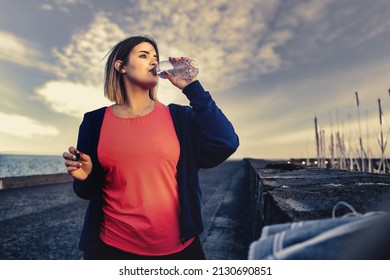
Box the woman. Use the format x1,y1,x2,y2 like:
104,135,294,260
63,35,239,260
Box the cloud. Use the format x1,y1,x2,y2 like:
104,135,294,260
51,13,126,86
44,0,386,105
0,30,59,73
40,13,190,116
0,113,59,138
35,80,112,116
37,0,92,12
121,0,288,90
119,0,388,93
38,4,53,11
221,52,390,159
0,30,38,61
23,0,390,159
36,14,124,117
277,0,390,62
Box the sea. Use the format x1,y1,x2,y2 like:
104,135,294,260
0,154,66,178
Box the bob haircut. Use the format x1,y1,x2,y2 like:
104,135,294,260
104,35,159,104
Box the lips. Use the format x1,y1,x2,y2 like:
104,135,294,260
149,67,157,75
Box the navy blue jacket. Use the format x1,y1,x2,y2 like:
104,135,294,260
73,81,239,252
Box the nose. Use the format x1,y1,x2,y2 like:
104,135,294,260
150,57,158,66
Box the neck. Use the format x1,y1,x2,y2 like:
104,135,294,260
123,93,151,111
123,81,152,111
124,75,155,106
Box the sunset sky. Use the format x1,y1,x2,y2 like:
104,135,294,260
1,0,390,160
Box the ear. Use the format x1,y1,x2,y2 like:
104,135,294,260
114,60,125,73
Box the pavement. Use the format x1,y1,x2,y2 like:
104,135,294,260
0,160,251,260
199,160,252,259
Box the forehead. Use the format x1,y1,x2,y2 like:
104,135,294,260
131,42,157,55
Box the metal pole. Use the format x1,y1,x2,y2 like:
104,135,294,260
378,98,385,173
355,92,365,172
315,116,320,167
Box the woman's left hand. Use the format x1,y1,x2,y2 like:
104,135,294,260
165,57,198,90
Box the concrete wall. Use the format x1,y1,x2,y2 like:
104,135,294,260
246,158,390,241
0,173,73,190
245,158,272,240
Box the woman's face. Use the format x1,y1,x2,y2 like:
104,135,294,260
122,41,159,89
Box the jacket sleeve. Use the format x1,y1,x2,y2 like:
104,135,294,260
182,81,239,168
73,109,105,200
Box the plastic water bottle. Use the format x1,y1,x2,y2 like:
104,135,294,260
155,59,199,80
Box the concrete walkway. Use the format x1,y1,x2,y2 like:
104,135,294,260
0,160,251,260
200,160,251,259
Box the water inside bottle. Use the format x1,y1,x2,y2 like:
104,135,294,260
154,59,199,79
154,61,174,79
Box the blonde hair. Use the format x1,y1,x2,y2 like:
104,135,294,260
104,36,159,104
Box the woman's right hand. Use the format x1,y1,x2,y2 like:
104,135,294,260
63,146,92,181
165,57,198,90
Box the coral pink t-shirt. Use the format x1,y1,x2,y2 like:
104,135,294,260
97,102,193,255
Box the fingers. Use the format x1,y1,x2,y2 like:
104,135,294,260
68,146,79,156
166,57,198,90
62,147,93,180
65,163,82,173
164,69,175,80
63,146,82,172
64,157,82,168
62,146,80,161
168,56,190,62
164,68,180,86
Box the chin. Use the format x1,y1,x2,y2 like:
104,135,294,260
143,80,158,89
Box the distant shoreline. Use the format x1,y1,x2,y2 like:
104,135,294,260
0,153,62,157
0,154,66,178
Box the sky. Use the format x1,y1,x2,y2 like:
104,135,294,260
0,0,390,160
